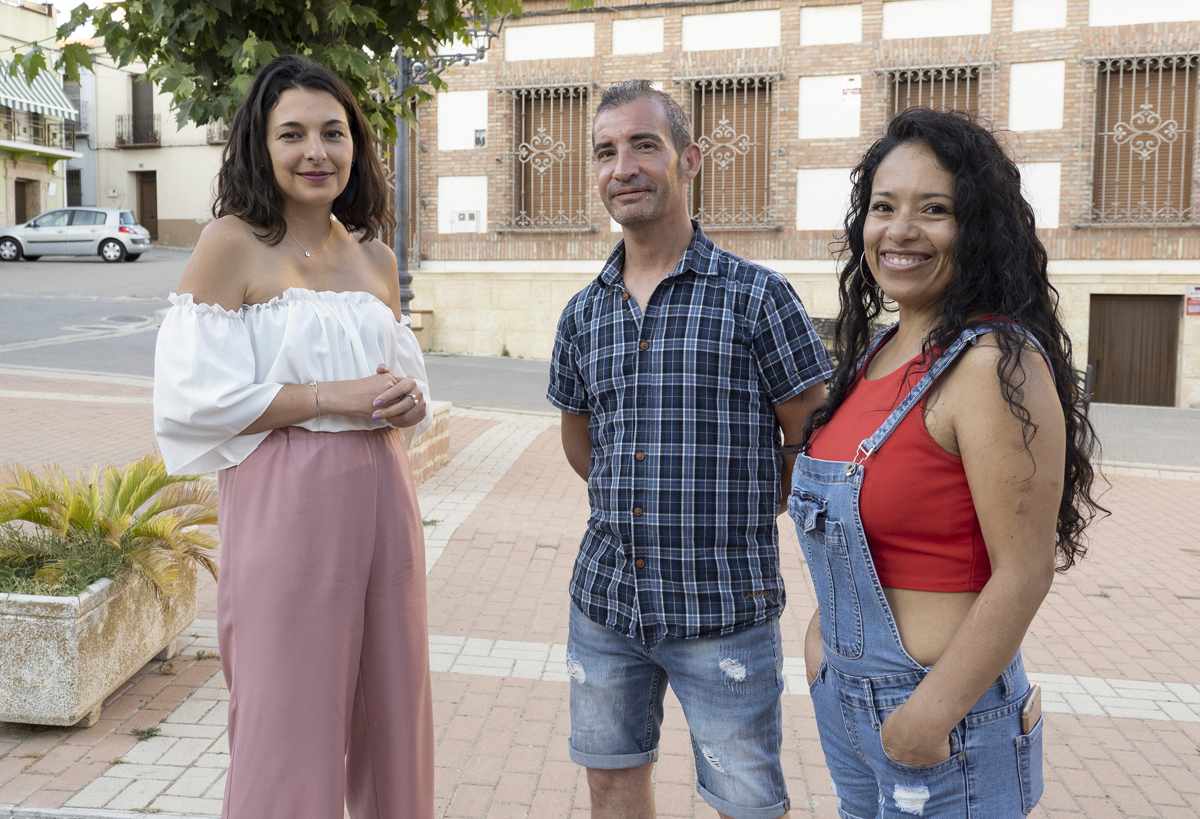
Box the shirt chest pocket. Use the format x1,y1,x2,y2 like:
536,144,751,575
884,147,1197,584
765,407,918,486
656,309,752,390
788,489,864,660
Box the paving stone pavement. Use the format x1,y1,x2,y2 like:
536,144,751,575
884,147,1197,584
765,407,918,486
1,368,1198,818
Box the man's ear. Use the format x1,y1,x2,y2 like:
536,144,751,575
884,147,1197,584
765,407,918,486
679,142,702,182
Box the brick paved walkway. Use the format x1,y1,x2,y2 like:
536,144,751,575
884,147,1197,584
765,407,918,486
1,367,1198,818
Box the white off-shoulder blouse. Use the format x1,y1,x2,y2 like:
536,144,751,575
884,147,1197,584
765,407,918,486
153,287,431,475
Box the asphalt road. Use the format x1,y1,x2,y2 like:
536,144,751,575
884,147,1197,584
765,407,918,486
0,249,555,413
1,250,1196,467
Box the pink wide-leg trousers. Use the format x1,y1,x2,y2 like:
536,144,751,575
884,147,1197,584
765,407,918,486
216,427,433,818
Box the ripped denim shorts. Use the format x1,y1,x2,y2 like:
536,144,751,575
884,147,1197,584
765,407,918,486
566,603,790,819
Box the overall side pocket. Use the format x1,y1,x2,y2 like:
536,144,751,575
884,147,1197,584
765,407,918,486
1015,715,1045,814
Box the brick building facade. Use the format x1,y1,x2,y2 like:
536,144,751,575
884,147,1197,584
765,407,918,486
409,0,1200,409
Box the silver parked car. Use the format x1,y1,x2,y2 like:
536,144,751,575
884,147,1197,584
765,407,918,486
0,207,152,263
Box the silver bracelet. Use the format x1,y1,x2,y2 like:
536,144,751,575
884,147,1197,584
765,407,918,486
308,380,320,420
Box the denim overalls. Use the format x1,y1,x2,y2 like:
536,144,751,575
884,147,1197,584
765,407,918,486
789,325,1046,818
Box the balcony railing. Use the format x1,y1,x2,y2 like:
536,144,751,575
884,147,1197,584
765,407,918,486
206,119,231,144
116,113,161,147
0,108,75,150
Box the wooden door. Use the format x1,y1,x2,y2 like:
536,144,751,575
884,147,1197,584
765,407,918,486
1087,295,1181,406
137,172,158,240
15,179,37,223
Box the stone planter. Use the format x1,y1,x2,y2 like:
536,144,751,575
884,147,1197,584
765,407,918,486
0,567,196,727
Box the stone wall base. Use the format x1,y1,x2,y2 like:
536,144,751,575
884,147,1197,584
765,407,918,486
406,400,452,485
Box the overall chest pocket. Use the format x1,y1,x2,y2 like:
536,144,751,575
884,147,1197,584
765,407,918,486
788,490,864,659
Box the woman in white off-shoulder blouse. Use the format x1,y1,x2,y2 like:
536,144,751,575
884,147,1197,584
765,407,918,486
153,56,433,819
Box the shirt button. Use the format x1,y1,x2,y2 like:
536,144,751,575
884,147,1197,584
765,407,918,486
621,290,631,301
632,506,644,517
639,340,650,351
635,558,646,569
634,451,647,462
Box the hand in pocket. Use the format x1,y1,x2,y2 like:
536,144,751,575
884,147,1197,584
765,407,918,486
880,703,953,769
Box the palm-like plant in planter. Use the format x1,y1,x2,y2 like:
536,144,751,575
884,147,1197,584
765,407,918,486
0,455,217,595
0,456,218,727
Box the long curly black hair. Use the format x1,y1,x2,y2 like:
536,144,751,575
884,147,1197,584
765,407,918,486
806,108,1106,571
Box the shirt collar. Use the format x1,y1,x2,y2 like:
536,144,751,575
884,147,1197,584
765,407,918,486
598,220,719,288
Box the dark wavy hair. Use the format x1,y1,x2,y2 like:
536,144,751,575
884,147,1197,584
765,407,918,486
212,54,394,244
807,108,1106,571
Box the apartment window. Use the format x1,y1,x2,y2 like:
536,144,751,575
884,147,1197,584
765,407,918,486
130,74,157,145
503,84,590,230
206,120,231,144
687,75,777,229
1087,54,1198,225
63,80,83,132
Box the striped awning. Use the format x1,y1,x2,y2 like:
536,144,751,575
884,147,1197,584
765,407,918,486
0,63,78,120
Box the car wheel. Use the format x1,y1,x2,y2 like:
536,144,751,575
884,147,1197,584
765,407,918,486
99,239,126,263
0,237,21,261
125,254,142,262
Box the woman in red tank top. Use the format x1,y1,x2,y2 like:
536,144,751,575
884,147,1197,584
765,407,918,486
791,109,1106,817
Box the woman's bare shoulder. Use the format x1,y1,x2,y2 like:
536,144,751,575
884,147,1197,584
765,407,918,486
361,235,397,274
361,237,402,312
176,216,263,311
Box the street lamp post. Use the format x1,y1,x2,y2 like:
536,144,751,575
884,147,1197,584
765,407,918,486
392,21,502,316
394,53,413,314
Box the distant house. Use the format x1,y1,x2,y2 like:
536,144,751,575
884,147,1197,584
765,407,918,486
67,51,226,246
0,0,80,224
406,0,1200,409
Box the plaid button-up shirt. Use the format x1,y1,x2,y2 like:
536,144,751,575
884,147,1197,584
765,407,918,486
547,224,832,645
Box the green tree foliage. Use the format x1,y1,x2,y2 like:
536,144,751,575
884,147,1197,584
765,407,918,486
6,0,523,140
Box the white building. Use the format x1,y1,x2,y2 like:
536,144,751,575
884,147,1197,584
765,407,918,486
67,48,226,245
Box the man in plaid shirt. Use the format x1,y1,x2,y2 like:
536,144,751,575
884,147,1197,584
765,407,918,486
547,81,831,819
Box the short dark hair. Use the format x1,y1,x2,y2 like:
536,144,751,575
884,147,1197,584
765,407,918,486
595,80,693,154
212,54,394,244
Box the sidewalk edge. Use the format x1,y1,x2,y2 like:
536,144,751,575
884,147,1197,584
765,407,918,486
1100,460,1200,480
3,808,213,819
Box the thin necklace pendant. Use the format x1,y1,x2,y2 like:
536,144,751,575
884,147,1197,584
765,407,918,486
288,218,330,259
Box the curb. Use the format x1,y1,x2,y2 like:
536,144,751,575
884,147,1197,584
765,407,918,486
1100,460,1200,481
0,366,153,388
4,809,212,819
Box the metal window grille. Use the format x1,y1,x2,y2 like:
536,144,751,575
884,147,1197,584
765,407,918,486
1086,54,1198,225
687,75,776,229
206,120,231,144
503,84,590,230
884,65,982,118
1,108,71,149
115,113,161,146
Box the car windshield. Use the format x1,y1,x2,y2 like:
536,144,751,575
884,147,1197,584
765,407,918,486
119,211,136,226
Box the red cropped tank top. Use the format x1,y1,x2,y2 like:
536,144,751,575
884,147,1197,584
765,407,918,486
807,348,991,592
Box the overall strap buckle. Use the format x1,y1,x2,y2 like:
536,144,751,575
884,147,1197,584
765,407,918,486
846,442,872,475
